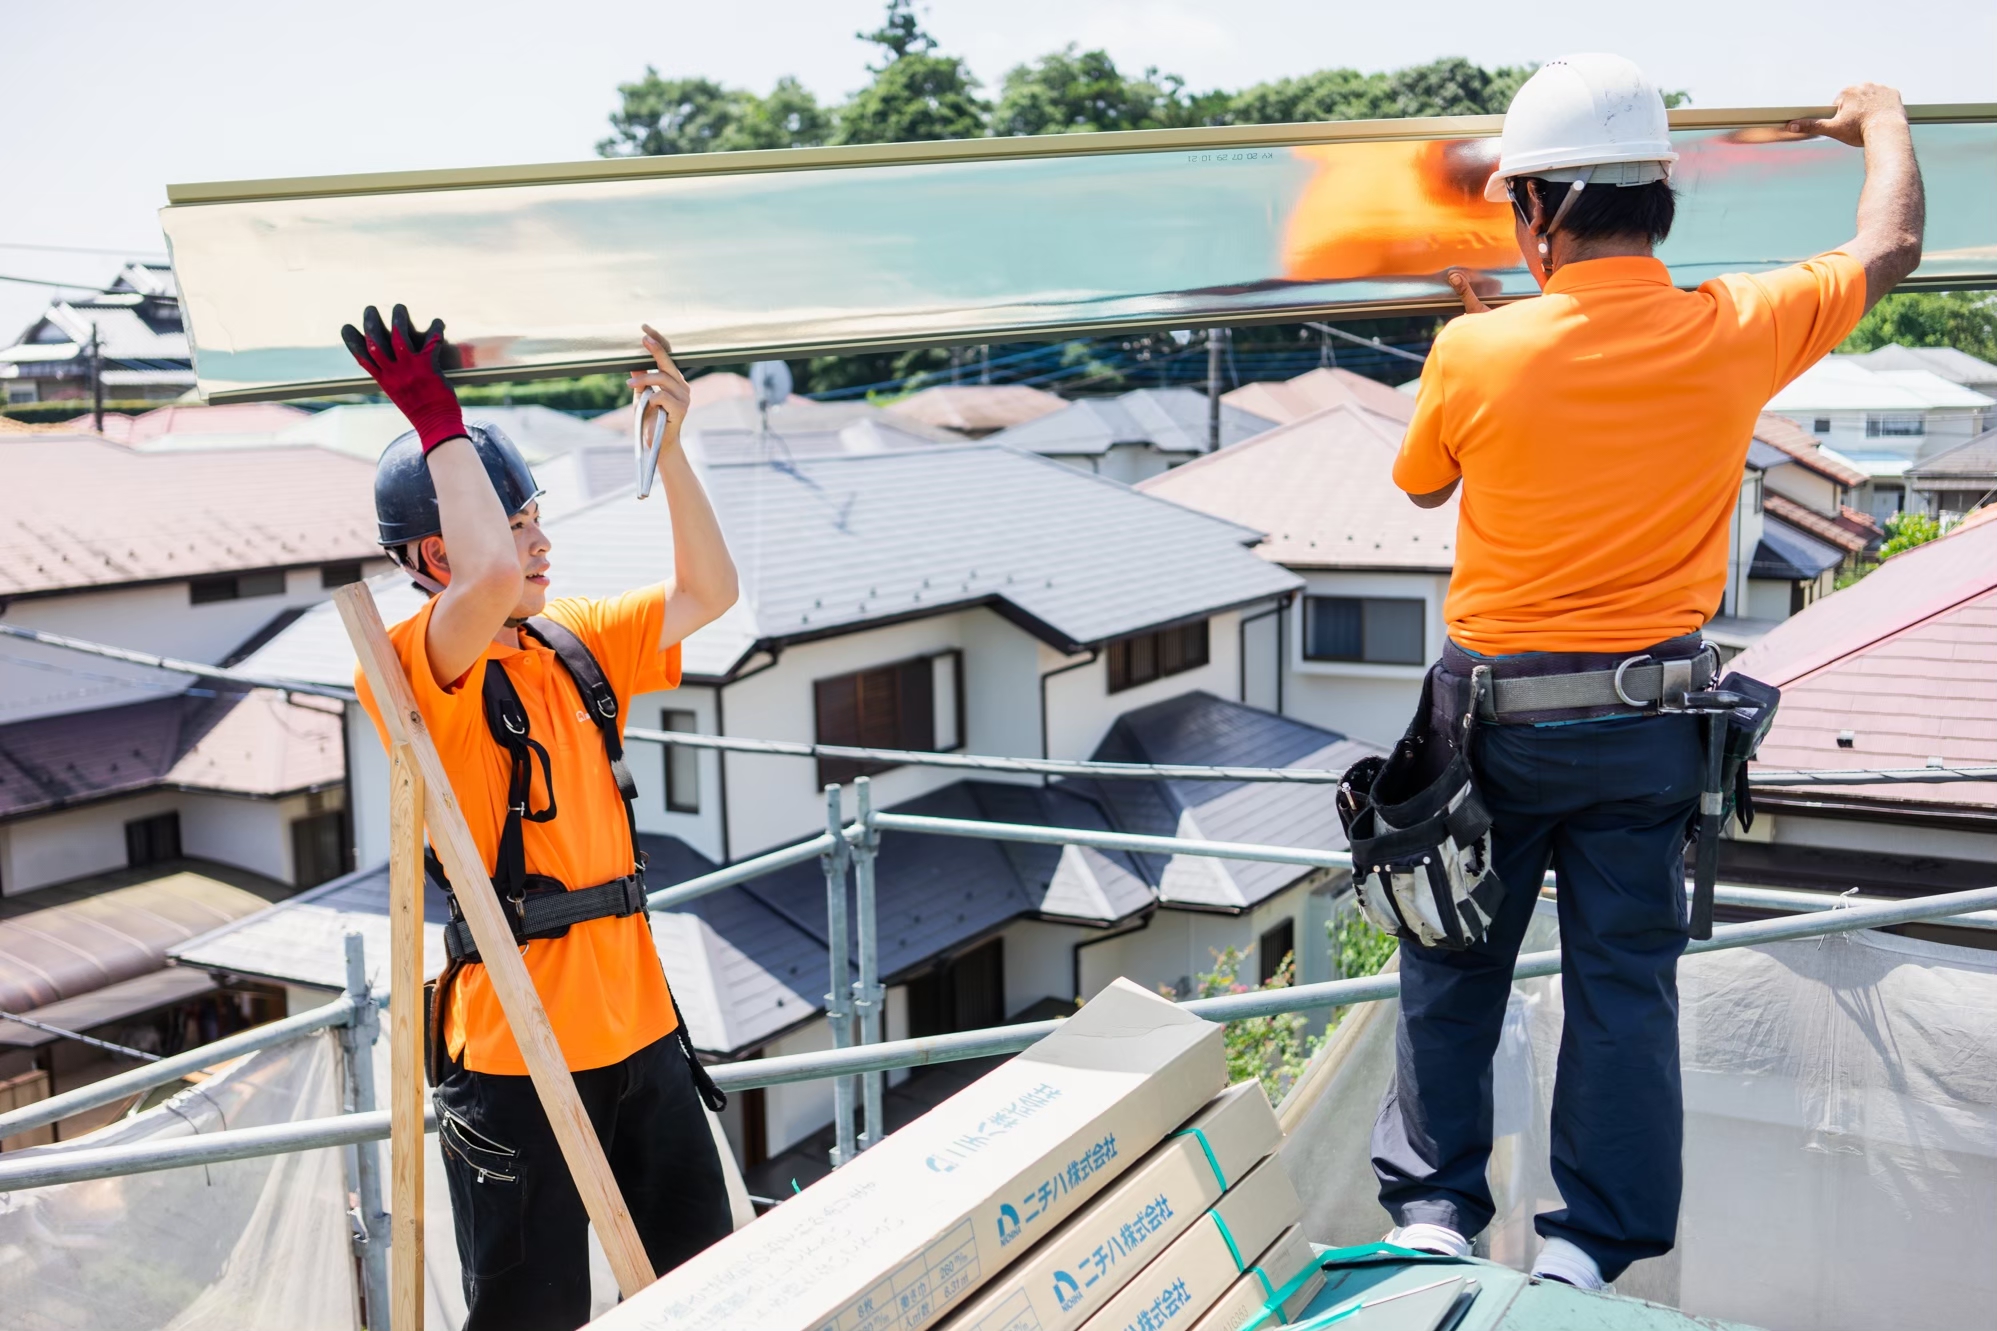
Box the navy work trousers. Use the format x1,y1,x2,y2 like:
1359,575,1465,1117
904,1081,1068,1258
1371,712,1701,1280
434,1031,734,1331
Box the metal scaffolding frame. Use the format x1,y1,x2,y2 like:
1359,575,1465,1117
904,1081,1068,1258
2,791,1993,1197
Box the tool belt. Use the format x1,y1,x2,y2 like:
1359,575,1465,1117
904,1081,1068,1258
1337,668,1505,950
419,614,727,1113
1438,632,1716,725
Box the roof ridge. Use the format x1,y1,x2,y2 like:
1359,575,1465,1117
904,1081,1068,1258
1778,578,1997,690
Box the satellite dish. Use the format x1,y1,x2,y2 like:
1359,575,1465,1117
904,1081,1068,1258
749,360,793,412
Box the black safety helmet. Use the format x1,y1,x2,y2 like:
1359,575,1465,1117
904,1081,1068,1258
374,421,544,549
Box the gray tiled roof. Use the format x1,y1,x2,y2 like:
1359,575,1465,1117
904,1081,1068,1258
1907,426,1997,482
988,388,1275,457
243,441,1298,686
1752,514,1846,581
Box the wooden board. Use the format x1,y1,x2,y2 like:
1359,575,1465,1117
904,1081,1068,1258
389,744,427,1330
335,583,655,1298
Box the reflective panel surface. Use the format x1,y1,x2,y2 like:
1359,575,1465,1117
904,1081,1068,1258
160,112,1997,401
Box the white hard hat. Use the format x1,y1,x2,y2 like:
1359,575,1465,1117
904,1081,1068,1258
1483,53,1677,203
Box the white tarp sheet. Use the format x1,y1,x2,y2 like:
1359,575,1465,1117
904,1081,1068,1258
1282,906,1997,1331
0,1031,356,1331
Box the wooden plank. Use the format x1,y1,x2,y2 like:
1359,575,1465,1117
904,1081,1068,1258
388,743,427,1331
334,583,656,1297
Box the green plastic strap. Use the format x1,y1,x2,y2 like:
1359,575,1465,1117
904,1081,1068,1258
1236,1242,1432,1331
1209,1209,1247,1271
1172,1126,1228,1191
1248,1263,1277,1301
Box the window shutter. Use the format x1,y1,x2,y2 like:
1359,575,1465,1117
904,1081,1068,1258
897,657,935,752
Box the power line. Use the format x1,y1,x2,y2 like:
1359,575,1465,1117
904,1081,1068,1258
1303,321,1429,365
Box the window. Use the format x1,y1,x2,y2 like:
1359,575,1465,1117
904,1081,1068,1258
814,656,937,786
662,709,700,814
1866,414,1925,437
189,570,286,604
1304,596,1425,665
125,811,181,867
1106,620,1209,693
290,811,350,888
909,939,1006,1037
1257,918,1297,985
320,562,363,589
1811,418,1832,434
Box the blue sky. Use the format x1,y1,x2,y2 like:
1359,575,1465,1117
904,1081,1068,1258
2,0,1989,337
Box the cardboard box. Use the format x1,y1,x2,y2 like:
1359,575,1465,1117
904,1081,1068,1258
940,1080,1282,1331
1072,1157,1302,1331
592,979,1225,1331
1186,1226,1324,1331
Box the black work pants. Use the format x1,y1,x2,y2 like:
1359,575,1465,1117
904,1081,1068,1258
434,1032,734,1331
1371,713,1700,1281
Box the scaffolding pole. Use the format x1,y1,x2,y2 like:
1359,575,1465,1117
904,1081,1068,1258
335,932,390,1331
852,777,886,1150
821,786,857,1166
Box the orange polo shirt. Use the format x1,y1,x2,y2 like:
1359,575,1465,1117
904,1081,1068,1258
1394,252,1867,655
357,585,682,1075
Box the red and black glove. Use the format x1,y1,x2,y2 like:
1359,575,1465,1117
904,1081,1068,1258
340,304,465,453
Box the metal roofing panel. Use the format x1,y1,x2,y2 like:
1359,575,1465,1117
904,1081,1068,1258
1907,427,1997,482
989,389,1273,456
1846,343,1997,388
1753,516,1846,580
1,872,275,1012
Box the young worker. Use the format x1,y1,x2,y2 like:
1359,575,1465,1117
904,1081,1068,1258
1371,62,1923,1288
345,306,740,1330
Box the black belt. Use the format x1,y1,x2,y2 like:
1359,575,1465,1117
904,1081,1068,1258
442,872,647,964
1440,634,1716,725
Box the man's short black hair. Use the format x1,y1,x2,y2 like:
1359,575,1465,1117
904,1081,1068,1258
1518,177,1676,247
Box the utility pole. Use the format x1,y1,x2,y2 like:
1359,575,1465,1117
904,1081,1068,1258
1206,327,1229,452
89,323,103,433
980,344,990,385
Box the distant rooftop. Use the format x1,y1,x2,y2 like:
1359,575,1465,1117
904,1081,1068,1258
1844,343,1997,390
987,387,1273,457
1767,357,1995,413
0,433,378,597
1908,426,1997,483
1222,367,1415,426
1138,401,1454,572
884,384,1066,437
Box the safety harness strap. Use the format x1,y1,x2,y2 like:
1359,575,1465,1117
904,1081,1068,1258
1482,653,1715,719
443,873,647,964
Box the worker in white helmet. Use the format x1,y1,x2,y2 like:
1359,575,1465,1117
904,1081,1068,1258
1367,58,1923,1290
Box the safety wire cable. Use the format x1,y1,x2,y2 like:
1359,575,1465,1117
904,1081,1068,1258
6,620,1995,788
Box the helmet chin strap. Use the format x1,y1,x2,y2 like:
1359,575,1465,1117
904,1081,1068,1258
1534,166,1594,278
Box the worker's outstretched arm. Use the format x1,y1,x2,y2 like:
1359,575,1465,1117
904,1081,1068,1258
1789,85,1924,311
343,305,524,684
629,328,740,650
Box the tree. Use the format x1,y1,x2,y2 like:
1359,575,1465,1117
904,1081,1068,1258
1840,291,1997,365
1880,508,1951,558
833,0,988,145
597,70,827,157
994,46,1207,136
1219,57,1679,128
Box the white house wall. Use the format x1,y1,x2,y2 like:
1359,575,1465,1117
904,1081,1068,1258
1076,878,1322,1001
625,684,725,865
1,564,390,725
0,786,315,895
1763,465,1841,517
347,704,391,871
997,916,1092,1013
1042,609,1245,762
1281,570,1449,748
1765,811,1997,864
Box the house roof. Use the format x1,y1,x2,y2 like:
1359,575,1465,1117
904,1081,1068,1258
0,302,187,367
177,692,1376,1056
239,441,1299,686
0,434,378,597
1766,357,1995,413
1137,401,1455,572
0,869,276,1013
1845,343,1997,390
1222,368,1416,426
1906,426,1997,483
590,371,789,433
0,687,342,816
884,385,1067,436
684,396,959,463
1761,493,1870,555
1733,511,1997,812
1751,513,1847,581
98,402,311,447
1751,412,1868,487
986,388,1275,457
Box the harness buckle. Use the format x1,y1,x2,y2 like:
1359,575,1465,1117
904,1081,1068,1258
1658,658,1694,712
1612,653,1654,708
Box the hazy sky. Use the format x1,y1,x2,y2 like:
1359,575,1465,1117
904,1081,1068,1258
2,0,1990,337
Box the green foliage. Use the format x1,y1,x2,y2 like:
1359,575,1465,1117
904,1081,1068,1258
1329,903,1398,980
1222,57,1536,126
994,47,1205,136
1879,508,1950,558
0,399,162,423
455,374,629,412
834,2,987,145
1193,947,1318,1102
1839,291,1997,364
597,70,828,157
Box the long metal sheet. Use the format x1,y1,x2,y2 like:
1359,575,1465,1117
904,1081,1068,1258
160,107,1997,403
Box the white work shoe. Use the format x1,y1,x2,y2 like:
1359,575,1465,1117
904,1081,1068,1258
1385,1223,1471,1258
1532,1237,1609,1291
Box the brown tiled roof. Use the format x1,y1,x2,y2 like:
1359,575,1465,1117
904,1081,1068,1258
0,434,377,596
1137,401,1455,570
1223,368,1415,426
1762,492,1870,555
1753,412,1867,487
101,401,309,445
1836,506,1884,540
885,384,1067,435
1734,514,1997,811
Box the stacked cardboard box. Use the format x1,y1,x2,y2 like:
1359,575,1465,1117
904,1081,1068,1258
590,979,1326,1331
